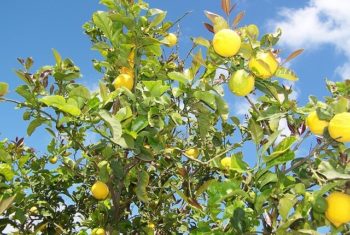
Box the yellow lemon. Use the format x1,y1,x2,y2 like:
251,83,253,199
92,228,106,235
148,222,155,229
184,148,199,159
119,67,134,78
29,206,38,215
91,181,109,200
213,29,241,57
113,73,134,91
325,192,350,227
306,111,329,136
228,69,255,96
248,51,279,79
165,33,178,47
221,157,231,168
49,156,58,164
328,112,350,142
128,49,135,68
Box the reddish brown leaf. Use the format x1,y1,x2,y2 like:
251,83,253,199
203,23,214,33
188,198,203,210
283,49,304,64
232,11,245,28
230,3,237,14
204,10,220,23
221,0,231,16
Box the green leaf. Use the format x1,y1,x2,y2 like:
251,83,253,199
266,151,294,169
170,112,183,125
27,118,47,136
149,10,167,28
99,110,124,147
52,48,62,65
195,179,216,198
192,37,210,48
142,80,170,97
278,194,297,221
0,194,16,215
229,152,249,173
317,161,350,180
254,188,272,212
98,160,110,183
99,81,109,102
331,96,349,114
40,95,81,116
69,86,91,100
131,116,149,133
259,130,281,156
16,85,33,101
215,95,229,121
92,11,114,40
193,91,217,110
264,136,297,162
167,72,189,85
275,67,298,81
258,171,278,189
0,164,14,181
248,118,263,145
136,170,149,203
0,82,9,97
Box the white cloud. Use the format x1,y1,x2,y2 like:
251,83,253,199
269,0,350,79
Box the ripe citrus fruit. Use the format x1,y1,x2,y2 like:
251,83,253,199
221,157,231,169
92,228,106,235
213,29,241,57
113,73,134,91
228,69,255,96
119,67,134,78
49,156,58,164
165,33,178,47
325,192,350,227
184,148,199,159
248,51,279,79
29,206,39,215
328,112,350,142
306,111,329,136
148,222,155,229
91,181,109,200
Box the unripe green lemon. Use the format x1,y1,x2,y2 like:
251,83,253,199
213,29,241,57
248,51,279,79
228,69,255,96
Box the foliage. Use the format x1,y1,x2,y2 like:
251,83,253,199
1,0,350,234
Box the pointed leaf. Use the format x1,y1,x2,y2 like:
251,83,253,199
136,170,149,203
283,49,304,64
99,110,123,146
248,118,263,145
52,48,62,65
0,164,14,181
204,23,214,33
27,118,47,136
0,82,9,97
275,67,298,81
167,72,189,85
92,11,114,40
232,11,245,28
221,0,231,15
0,194,16,215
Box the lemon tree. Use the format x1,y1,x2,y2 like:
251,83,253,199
0,0,350,234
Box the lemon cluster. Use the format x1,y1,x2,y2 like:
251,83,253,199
212,29,279,97
306,111,350,142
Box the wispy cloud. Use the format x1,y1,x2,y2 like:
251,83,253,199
268,0,350,80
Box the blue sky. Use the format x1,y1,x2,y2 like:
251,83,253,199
1,0,348,147
1,0,349,149
1,0,348,233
